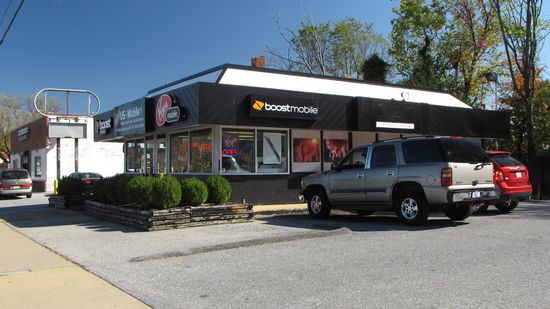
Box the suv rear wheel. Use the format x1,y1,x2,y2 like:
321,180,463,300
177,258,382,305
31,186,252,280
307,189,331,218
395,191,429,225
495,200,519,212
443,204,472,221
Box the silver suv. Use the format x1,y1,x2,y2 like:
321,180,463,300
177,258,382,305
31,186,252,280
300,136,499,225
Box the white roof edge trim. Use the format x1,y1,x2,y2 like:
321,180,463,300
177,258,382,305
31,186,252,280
218,68,472,109
146,69,224,98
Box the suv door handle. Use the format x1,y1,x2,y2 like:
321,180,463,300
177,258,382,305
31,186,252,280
386,171,395,176
357,173,364,178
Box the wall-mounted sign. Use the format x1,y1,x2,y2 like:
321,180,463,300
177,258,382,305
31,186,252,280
98,118,112,135
156,94,186,127
115,98,145,137
376,121,415,130
18,127,30,141
249,95,320,120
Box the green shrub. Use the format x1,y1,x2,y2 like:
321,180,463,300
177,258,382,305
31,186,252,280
151,176,181,209
206,175,232,205
57,176,85,197
92,178,107,203
127,176,154,207
180,177,208,206
115,174,134,205
104,175,120,204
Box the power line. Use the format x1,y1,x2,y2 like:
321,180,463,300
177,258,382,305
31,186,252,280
0,0,24,47
0,0,14,27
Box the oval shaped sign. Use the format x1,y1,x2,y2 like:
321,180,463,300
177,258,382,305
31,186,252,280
156,94,172,127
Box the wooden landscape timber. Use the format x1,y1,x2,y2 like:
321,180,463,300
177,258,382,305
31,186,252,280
84,201,254,231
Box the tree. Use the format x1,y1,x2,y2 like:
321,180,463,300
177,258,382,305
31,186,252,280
390,0,502,105
361,53,389,82
0,93,61,163
492,0,549,161
267,17,388,78
390,0,449,89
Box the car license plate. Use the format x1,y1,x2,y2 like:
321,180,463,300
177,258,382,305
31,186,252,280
472,191,481,198
516,172,522,178
12,186,20,190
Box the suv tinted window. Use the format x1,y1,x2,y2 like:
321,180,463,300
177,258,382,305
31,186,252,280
402,140,443,163
339,148,366,169
490,154,522,167
371,145,396,168
439,138,490,163
1,170,30,179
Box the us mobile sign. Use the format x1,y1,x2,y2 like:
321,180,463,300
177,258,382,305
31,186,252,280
249,95,320,120
115,98,146,137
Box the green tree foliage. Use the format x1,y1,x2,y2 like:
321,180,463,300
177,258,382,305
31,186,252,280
267,17,388,78
390,0,501,105
361,53,389,82
492,0,549,161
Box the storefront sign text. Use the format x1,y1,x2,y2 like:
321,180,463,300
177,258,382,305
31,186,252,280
18,127,29,141
249,95,320,120
98,118,112,135
115,99,145,137
156,94,185,126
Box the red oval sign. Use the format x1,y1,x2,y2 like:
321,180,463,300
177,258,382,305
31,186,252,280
156,94,172,127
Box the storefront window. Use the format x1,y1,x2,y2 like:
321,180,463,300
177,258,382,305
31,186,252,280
34,156,42,177
190,129,212,173
170,133,189,173
126,140,145,173
157,138,166,174
145,138,154,175
292,130,321,172
221,128,254,173
257,130,288,173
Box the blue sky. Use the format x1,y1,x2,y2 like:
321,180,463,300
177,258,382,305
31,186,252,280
0,0,548,113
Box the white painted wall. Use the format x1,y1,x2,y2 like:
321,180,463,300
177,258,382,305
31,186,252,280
11,116,124,192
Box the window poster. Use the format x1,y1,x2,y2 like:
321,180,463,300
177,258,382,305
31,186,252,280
323,139,348,163
293,138,321,163
263,132,282,164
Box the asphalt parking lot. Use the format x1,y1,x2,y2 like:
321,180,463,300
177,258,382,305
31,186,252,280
1,193,550,308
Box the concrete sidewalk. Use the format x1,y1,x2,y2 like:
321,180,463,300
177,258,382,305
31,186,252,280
0,219,149,309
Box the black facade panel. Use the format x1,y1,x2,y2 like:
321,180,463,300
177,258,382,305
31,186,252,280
94,110,117,142
145,84,200,135
199,83,353,130
427,106,510,138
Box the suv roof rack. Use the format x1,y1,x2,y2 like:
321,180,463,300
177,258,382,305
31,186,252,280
373,135,435,144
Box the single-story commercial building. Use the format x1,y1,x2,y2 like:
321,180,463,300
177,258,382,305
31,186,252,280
10,116,124,192
94,62,509,204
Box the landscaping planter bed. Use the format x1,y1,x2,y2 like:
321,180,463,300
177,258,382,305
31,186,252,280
49,195,86,210
85,200,254,231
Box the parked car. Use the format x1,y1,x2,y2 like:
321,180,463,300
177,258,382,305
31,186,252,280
0,168,33,198
68,172,103,195
473,151,532,214
300,136,499,225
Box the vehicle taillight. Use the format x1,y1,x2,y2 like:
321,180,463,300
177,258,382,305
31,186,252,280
0,184,11,189
441,167,453,186
494,170,504,183
84,179,92,185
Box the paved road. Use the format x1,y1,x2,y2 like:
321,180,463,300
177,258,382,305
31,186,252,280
2,194,550,308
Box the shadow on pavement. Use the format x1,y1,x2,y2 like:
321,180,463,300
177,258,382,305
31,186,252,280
473,201,550,220
257,211,469,233
0,203,142,233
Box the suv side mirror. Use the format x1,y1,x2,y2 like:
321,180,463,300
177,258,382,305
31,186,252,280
331,162,342,171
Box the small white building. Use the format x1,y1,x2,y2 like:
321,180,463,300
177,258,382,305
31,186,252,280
10,115,123,192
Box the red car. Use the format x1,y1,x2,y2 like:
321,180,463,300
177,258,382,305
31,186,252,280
475,151,532,213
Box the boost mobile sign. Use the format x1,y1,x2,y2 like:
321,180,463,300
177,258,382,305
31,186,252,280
249,95,320,120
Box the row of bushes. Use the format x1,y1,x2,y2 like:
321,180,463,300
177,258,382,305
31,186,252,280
58,174,232,209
